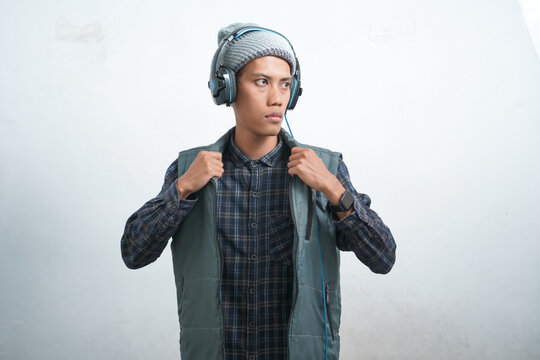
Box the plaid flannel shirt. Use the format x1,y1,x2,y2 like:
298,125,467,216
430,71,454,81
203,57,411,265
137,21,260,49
121,133,396,359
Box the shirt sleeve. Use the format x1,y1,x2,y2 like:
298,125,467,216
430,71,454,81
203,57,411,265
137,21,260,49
120,159,198,269
326,157,397,274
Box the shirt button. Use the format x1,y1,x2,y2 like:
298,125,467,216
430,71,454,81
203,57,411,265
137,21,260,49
249,288,255,295
251,222,257,228
250,161,258,167
249,321,255,328
250,254,257,261
249,355,255,360
251,191,259,198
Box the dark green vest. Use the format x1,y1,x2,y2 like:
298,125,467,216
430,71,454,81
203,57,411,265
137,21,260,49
171,127,342,359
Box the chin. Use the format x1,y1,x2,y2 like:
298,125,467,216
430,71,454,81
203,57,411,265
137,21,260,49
238,120,282,138
253,122,281,135
256,130,280,138
266,124,282,136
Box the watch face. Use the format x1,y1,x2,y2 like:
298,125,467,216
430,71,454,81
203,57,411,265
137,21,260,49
342,190,354,210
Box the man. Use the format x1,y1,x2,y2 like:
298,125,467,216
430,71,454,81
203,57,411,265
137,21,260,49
121,22,396,360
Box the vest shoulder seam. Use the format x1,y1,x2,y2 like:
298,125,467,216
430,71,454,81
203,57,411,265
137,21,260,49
293,141,342,159
178,144,213,157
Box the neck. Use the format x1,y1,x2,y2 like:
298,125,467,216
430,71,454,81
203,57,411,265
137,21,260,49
233,127,279,160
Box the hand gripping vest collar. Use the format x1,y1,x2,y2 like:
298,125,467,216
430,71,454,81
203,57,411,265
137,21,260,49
171,126,343,359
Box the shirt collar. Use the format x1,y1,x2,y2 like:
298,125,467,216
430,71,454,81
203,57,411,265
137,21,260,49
228,133,284,168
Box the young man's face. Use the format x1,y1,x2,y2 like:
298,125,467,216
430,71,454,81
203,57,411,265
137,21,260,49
232,56,292,139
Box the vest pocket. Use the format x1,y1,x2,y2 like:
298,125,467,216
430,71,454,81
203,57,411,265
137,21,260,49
269,214,294,266
325,283,335,341
324,281,341,344
178,276,185,326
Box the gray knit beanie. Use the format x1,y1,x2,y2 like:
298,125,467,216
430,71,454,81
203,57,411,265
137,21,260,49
216,22,297,76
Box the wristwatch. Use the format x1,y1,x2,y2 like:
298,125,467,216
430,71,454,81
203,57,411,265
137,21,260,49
329,190,354,212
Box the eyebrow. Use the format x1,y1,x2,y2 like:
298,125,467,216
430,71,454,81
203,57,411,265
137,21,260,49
249,72,292,81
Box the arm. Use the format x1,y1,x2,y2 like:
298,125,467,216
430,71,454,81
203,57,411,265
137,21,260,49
120,159,198,269
287,148,396,273
323,158,396,274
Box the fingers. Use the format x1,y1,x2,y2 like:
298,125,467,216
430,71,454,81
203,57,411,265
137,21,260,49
178,151,225,197
287,161,309,178
290,146,307,156
211,162,225,178
190,151,224,181
200,152,223,178
198,151,222,163
196,151,223,165
289,147,313,161
287,166,300,177
288,147,314,168
287,147,326,178
287,159,302,169
201,151,222,159
288,148,307,175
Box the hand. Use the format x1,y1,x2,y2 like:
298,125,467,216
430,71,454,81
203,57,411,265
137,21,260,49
288,147,353,218
176,151,224,199
287,147,336,193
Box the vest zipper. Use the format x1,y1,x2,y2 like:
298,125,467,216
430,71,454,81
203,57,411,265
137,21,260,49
287,175,299,360
325,283,335,341
305,187,314,240
211,177,226,359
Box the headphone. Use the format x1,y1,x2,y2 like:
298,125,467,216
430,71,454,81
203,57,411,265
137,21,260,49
208,26,303,110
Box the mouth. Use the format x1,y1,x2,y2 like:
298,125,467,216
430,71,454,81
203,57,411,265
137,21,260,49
265,112,283,122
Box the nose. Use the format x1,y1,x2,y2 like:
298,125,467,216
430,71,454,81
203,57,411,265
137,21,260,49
267,83,285,107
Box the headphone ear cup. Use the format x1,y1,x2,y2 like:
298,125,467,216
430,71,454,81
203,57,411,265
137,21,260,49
287,76,302,110
210,68,237,106
226,69,237,106
221,68,236,106
209,72,225,105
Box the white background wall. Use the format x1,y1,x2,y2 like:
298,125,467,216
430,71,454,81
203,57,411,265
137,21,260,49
1,0,539,359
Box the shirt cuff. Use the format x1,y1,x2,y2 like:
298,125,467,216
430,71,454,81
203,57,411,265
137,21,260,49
163,179,198,212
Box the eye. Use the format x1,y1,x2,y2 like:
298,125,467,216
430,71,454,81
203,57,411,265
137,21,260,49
282,82,291,89
255,78,267,86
